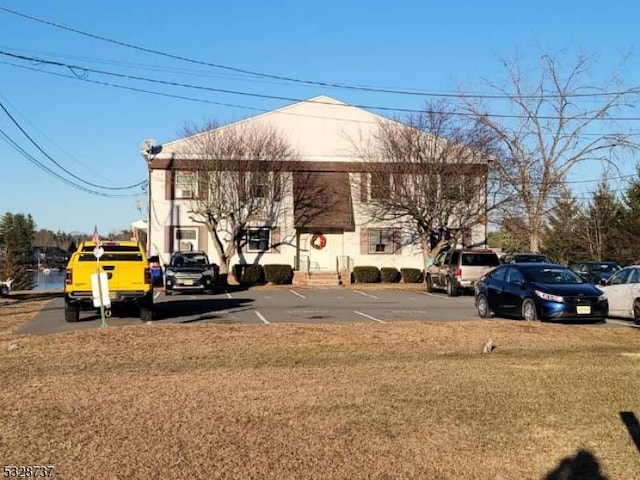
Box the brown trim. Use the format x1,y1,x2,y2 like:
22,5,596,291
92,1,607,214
165,170,175,200
150,158,488,175
273,172,282,202
360,172,368,202
165,226,173,253
197,172,207,200
198,226,208,252
394,229,402,255
360,228,368,255
271,227,281,253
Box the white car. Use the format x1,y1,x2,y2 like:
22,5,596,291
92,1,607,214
598,266,640,324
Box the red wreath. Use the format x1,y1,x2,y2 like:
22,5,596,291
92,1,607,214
310,232,327,250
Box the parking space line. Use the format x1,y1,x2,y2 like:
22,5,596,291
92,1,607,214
354,310,386,324
289,289,306,299
606,319,640,328
153,292,161,299
354,290,379,299
224,290,232,299
255,311,270,324
420,291,451,299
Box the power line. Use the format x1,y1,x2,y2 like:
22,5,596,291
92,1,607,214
5,58,640,142
1,5,639,101
0,126,139,197
0,100,145,190
3,49,640,122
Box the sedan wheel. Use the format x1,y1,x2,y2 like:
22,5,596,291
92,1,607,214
522,298,538,321
476,294,491,318
634,300,640,325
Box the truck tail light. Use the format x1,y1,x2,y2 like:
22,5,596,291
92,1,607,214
455,268,462,279
144,268,151,285
65,268,73,285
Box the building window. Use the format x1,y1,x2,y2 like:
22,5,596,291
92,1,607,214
248,172,272,199
368,228,396,254
175,171,198,199
370,172,391,201
247,228,271,252
175,228,198,251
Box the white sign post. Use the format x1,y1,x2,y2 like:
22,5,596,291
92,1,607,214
91,246,109,328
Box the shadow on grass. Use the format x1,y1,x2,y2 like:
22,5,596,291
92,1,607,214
544,449,607,480
620,411,640,455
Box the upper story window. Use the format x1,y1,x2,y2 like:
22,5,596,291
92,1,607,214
250,173,270,199
175,171,198,199
370,172,391,201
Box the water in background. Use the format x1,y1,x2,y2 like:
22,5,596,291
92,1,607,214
32,269,66,291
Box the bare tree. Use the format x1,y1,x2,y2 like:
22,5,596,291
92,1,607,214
462,53,636,252
176,121,300,279
354,100,503,266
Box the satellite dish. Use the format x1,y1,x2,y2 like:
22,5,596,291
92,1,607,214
141,138,156,153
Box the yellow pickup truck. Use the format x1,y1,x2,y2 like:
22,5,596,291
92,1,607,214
64,240,153,322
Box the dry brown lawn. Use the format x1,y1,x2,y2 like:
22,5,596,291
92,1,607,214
1,296,640,479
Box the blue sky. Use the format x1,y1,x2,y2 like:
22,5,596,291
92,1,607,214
0,1,639,235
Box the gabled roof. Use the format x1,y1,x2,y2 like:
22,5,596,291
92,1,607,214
154,95,398,161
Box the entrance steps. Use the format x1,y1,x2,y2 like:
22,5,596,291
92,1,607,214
293,271,344,286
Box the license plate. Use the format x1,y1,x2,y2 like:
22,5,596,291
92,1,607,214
576,305,591,315
183,279,194,286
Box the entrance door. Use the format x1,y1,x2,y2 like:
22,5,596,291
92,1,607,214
299,229,343,271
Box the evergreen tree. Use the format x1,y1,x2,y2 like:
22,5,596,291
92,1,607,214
619,171,640,264
0,212,36,290
542,188,588,265
585,181,623,262
498,215,530,253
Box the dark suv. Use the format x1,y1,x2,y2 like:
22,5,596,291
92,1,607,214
500,252,553,264
164,251,219,295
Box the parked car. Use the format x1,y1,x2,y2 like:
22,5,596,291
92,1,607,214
500,252,554,264
426,248,500,296
164,251,219,295
570,261,621,285
597,266,640,324
474,263,608,322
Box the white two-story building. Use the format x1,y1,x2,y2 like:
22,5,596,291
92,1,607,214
142,95,488,283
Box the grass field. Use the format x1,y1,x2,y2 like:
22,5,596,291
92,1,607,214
1,297,640,479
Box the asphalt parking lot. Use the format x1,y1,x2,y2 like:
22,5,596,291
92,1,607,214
15,287,639,335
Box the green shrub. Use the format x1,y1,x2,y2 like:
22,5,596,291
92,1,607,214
232,264,265,285
401,268,423,283
263,264,293,284
231,264,244,283
353,266,381,283
381,267,401,283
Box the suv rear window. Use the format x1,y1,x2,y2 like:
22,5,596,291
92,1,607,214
461,252,500,266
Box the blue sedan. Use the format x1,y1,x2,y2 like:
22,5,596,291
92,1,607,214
474,263,608,322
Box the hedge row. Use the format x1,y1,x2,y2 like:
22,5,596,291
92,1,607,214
352,266,423,284
232,264,293,285
231,264,423,285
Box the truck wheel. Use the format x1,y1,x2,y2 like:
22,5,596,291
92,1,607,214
139,294,154,322
65,301,80,323
446,278,459,297
425,275,433,293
